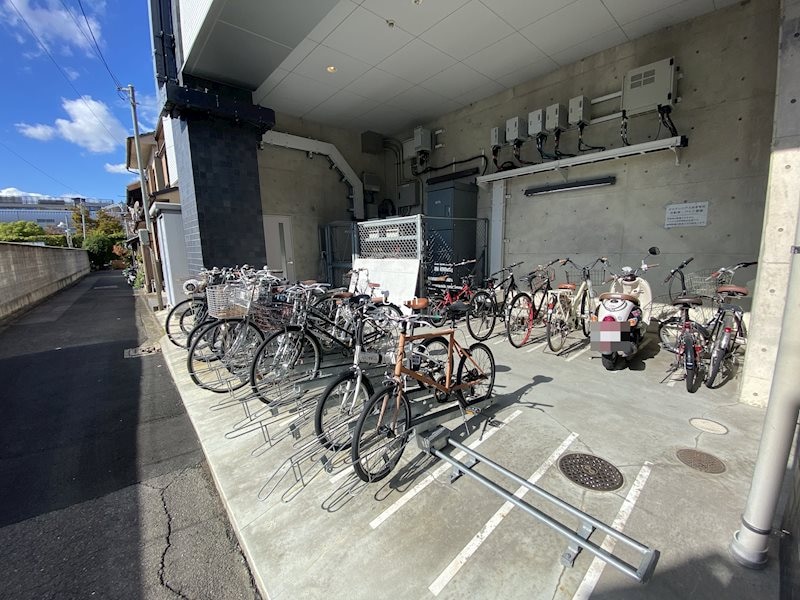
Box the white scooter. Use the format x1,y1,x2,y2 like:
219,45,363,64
591,247,660,370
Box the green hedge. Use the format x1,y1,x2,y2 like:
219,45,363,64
0,235,69,247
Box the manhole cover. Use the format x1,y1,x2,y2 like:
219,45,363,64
676,449,726,474
689,418,728,435
558,453,623,491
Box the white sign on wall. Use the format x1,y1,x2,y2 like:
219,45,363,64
665,201,708,228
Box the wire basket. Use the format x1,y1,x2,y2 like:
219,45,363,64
524,268,556,291
562,267,607,287
206,283,248,319
684,269,733,297
250,300,291,333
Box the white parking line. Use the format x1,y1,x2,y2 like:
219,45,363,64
493,338,506,346
428,432,579,596
526,341,547,353
572,462,653,600
565,347,590,362
368,409,523,529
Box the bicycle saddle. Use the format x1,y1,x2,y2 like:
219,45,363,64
672,296,703,306
427,275,451,283
405,297,429,311
558,283,576,290
717,285,749,297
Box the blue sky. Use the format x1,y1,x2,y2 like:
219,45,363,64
0,0,157,202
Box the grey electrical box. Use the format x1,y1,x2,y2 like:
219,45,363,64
397,182,420,208
425,181,478,271
528,109,544,136
621,57,677,116
568,96,589,126
414,126,432,153
545,104,567,132
138,229,150,246
490,126,506,147
362,172,381,193
505,116,528,142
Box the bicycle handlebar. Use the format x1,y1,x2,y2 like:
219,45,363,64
663,257,694,283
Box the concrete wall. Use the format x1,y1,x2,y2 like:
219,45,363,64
0,243,90,321
391,0,778,310
257,113,384,280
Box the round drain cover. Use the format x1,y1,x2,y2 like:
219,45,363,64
558,453,623,491
676,449,726,474
689,418,728,435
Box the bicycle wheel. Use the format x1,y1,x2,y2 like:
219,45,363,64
705,322,731,388
415,336,452,397
467,291,496,341
683,332,699,393
250,328,322,404
165,298,193,348
457,342,495,403
427,297,448,326
530,287,548,328
363,303,402,354
658,317,682,353
314,370,374,450
507,292,533,348
351,384,411,483
580,291,591,337
187,319,264,393
546,304,569,352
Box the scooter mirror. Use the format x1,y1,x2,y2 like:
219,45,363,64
648,246,660,256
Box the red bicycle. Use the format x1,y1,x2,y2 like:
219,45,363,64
425,259,477,325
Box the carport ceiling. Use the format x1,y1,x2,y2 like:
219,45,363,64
190,0,740,135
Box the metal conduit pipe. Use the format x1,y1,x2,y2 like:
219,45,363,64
730,208,800,568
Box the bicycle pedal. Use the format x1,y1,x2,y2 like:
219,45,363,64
466,407,482,415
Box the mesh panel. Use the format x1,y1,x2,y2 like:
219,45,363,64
357,216,420,259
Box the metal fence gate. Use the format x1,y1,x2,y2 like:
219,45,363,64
321,221,356,287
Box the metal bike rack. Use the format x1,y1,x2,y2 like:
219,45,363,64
416,426,660,584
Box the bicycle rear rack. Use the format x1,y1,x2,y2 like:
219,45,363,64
416,426,660,584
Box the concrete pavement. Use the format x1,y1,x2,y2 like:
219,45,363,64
0,272,260,599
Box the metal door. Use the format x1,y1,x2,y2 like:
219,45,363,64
263,215,295,280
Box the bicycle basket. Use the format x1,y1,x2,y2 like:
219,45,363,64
206,283,248,319
563,267,606,287
685,269,732,297
524,268,554,291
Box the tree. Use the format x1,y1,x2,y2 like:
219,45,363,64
70,205,97,233
95,210,124,235
82,232,115,268
0,221,45,238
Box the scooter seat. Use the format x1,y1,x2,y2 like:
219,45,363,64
672,296,704,306
717,285,749,297
405,297,429,311
558,283,576,290
599,292,640,305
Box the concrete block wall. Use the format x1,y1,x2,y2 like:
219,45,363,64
392,0,778,311
257,112,384,280
0,243,89,321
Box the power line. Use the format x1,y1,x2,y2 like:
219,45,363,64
76,0,127,97
0,139,86,196
6,0,127,147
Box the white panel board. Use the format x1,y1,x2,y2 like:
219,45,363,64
351,257,421,314
664,201,708,228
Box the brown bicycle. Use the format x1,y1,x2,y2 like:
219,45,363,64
350,298,496,482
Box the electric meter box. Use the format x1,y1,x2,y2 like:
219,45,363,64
568,96,589,126
490,126,506,147
621,57,677,116
397,181,420,208
413,126,432,153
545,104,567,132
528,109,544,136
505,116,527,142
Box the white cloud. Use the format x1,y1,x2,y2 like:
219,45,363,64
104,162,130,174
15,122,56,140
17,96,129,153
64,66,80,80
1,0,102,56
0,187,48,197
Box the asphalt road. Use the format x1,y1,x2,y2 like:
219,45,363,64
0,272,260,599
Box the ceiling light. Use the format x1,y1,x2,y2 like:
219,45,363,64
523,176,616,196
326,65,337,73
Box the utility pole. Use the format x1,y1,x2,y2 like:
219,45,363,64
121,84,164,310
80,198,87,240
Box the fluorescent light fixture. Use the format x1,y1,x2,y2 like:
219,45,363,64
523,176,616,196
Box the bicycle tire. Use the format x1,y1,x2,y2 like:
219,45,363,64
658,317,682,353
580,291,591,337
250,327,322,404
165,298,193,348
467,291,496,341
457,342,495,403
530,287,548,328
415,336,452,395
427,297,447,326
506,292,533,348
546,313,568,352
351,384,411,483
314,369,374,451
187,319,264,393
684,332,699,393
705,322,732,388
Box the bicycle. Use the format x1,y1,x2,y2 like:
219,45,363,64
505,259,560,348
350,299,496,482
424,259,478,325
545,257,607,352
165,267,231,348
466,261,524,341
660,260,756,390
